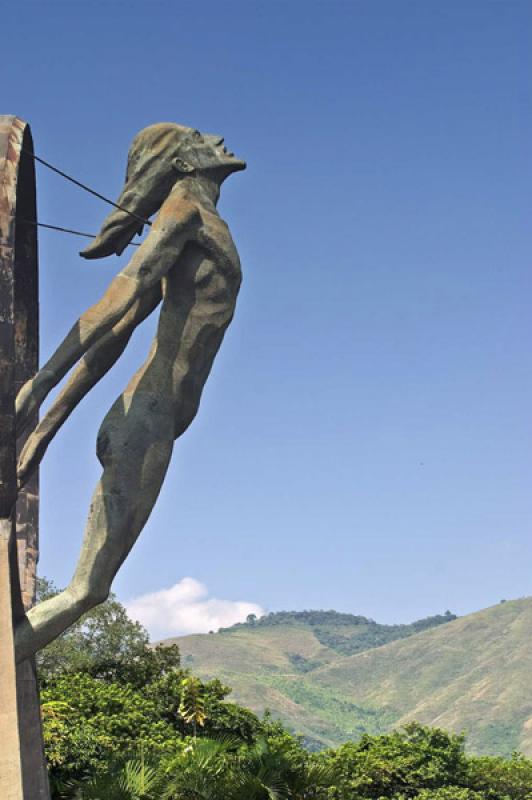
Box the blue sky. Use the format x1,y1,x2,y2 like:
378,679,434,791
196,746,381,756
4,0,532,636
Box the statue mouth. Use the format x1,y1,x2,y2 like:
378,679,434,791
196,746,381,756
218,139,235,158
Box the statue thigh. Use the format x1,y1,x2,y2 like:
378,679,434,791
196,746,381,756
71,388,176,600
73,316,228,598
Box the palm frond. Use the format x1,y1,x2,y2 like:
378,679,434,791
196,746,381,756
63,758,164,800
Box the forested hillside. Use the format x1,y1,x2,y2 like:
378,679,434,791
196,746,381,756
219,609,456,657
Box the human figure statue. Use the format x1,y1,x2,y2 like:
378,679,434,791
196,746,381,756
14,123,246,662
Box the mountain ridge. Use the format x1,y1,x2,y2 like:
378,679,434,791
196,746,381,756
161,598,532,755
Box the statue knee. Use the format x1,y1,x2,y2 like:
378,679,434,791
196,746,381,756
70,582,109,612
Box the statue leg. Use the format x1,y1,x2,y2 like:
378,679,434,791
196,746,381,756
17,285,162,487
14,388,175,662
15,268,230,661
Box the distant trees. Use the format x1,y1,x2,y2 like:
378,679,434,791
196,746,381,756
223,609,377,630
217,608,457,658
220,609,457,640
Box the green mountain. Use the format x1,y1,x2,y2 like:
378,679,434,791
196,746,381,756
161,599,532,756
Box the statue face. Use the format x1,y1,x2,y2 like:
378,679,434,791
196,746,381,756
80,123,245,259
177,127,246,176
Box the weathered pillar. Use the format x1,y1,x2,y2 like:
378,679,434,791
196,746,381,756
0,521,23,799
0,115,49,799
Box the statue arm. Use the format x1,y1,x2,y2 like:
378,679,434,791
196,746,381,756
15,204,201,432
17,284,162,487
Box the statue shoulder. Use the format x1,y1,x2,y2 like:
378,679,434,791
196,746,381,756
155,197,203,233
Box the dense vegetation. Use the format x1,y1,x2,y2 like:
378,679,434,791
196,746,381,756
38,585,532,799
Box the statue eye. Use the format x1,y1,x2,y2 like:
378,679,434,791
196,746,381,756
193,130,203,142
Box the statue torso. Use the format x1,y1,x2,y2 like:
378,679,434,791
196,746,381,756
103,199,243,433
162,203,242,323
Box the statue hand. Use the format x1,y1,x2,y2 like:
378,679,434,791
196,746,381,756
17,424,51,488
15,370,54,437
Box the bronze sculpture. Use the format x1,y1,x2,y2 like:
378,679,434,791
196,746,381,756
14,122,246,662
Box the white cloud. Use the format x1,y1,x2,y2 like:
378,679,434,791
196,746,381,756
125,577,264,640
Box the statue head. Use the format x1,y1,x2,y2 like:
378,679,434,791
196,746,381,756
81,122,246,259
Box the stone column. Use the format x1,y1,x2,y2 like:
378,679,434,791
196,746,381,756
0,115,49,799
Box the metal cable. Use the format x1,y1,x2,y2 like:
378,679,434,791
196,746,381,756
22,148,152,227
20,219,140,247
